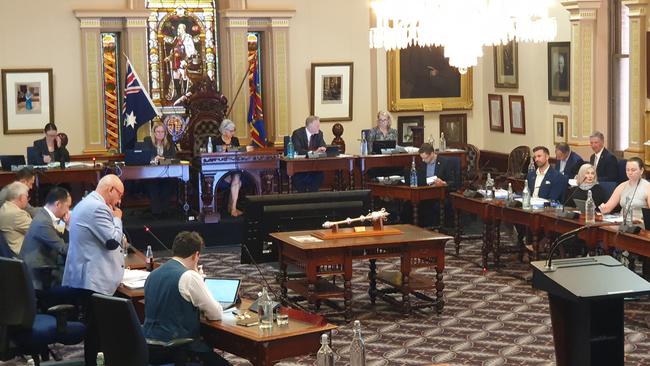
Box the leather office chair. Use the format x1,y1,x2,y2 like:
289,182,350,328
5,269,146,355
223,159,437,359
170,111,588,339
91,293,195,366
0,233,15,258
0,257,85,365
26,147,41,165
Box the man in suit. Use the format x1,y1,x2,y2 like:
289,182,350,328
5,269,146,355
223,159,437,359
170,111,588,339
588,131,618,182
290,115,327,192
554,142,584,178
0,167,37,217
62,174,126,366
527,146,568,201
20,187,71,291
0,181,32,255
418,143,458,190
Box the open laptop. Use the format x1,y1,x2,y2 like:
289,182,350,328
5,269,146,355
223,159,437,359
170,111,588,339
0,155,26,172
124,149,154,166
371,140,396,155
572,199,587,213
204,278,240,309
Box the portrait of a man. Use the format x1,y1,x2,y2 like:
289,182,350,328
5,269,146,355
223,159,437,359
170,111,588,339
548,42,570,102
322,75,342,102
399,46,461,99
162,17,201,103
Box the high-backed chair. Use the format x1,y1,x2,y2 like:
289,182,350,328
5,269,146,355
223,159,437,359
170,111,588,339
0,257,84,365
0,233,14,259
505,145,531,179
91,293,195,366
617,159,628,184
461,144,481,188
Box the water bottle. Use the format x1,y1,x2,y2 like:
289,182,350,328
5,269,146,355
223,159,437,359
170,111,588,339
96,352,105,366
585,189,596,224
145,245,154,272
522,184,531,210
349,320,366,366
507,182,514,201
316,333,335,366
286,139,295,159
258,287,273,329
409,158,418,188
439,132,446,151
623,197,632,225
360,133,368,156
207,136,213,153
484,173,494,201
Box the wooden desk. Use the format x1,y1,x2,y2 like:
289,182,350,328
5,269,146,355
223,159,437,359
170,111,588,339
367,182,447,226
202,299,336,366
272,224,450,322
280,156,354,193
33,166,102,204
450,193,494,268
196,151,279,223
118,163,191,215
356,153,418,188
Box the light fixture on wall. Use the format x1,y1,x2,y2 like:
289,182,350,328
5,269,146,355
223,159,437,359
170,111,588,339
369,0,558,74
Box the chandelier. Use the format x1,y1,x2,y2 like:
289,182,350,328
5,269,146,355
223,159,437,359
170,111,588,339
369,0,557,74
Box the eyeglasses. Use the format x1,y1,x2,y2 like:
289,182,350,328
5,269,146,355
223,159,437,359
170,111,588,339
45,132,58,138
112,186,124,198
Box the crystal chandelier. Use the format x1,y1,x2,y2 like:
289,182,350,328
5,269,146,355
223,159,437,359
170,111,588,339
369,0,557,74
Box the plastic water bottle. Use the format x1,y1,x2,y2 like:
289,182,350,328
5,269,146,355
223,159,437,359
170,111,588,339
145,245,154,272
316,333,335,366
286,139,295,159
585,190,596,224
507,182,514,201
96,352,105,366
258,287,273,330
522,184,531,210
409,158,418,188
623,197,632,225
439,132,446,151
349,320,366,366
360,133,368,156
484,173,494,201
207,136,213,153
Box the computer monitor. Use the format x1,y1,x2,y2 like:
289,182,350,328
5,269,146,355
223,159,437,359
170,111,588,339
371,140,396,155
0,155,26,172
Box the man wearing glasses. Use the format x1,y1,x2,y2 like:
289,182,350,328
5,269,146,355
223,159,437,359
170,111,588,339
62,174,127,365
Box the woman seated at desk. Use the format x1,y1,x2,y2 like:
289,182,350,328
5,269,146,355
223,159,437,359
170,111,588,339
215,119,253,217
32,123,70,165
599,157,650,221
367,110,398,153
144,121,177,217
565,164,607,208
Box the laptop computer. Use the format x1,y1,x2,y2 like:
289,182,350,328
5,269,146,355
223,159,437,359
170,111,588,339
371,140,396,155
0,155,26,172
204,278,240,309
573,199,587,213
325,145,340,157
124,149,154,166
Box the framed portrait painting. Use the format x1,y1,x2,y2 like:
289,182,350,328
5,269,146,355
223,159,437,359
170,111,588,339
387,45,473,111
439,114,467,147
2,69,54,134
508,95,526,134
494,40,518,88
487,94,504,132
310,62,353,121
553,114,568,143
548,42,570,102
397,115,424,146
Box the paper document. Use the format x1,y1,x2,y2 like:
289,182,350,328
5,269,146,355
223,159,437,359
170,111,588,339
122,269,150,289
602,214,624,223
568,179,578,187
289,235,323,243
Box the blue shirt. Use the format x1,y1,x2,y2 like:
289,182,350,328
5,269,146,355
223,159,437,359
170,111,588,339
426,160,437,178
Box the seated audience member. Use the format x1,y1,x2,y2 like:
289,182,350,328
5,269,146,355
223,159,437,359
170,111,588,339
33,122,70,164
418,143,458,190
565,164,607,208
599,157,650,220
0,166,37,217
20,187,71,290
144,121,177,217
291,115,326,192
526,146,568,202
554,142,584,178
143,231,232,366
367,110,398,152
214,119,253,217
0,182,32,255
588,131,618,182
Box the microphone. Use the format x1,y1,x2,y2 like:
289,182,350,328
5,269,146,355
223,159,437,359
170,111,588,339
555,176,587,219
463,160,490,198
619,180,642,234
544,222,617,271
143,225,173,253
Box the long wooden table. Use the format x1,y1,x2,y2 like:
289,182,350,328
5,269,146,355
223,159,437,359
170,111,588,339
272,224,451,322
280,156,354,193
367,182,447,226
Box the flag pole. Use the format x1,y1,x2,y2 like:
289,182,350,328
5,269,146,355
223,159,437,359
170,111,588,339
225,66,251,118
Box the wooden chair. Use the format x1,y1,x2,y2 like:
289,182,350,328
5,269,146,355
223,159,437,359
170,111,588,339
460,143,481,189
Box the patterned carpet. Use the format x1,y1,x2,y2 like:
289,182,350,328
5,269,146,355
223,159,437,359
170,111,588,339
5,226,650,366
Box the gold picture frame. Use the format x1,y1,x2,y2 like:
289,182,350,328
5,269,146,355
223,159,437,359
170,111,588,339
387,46,473,112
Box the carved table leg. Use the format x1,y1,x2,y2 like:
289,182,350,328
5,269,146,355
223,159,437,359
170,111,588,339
368,259,377,305
307,282,317,313
344,278,352,322
435,266,445,314
280,260,288,304
401,271,412,315
454,210,462,255
482,221,490,270
412,201,419,227
288,175,293,193
494,220,501,268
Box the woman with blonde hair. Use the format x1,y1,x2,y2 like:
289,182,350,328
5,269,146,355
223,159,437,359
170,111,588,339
144,121,177,217
144,121,176,162
565,163,607,208
367,111,398,152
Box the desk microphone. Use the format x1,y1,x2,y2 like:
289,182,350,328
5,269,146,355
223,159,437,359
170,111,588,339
619,180,642,234
545,222,617,271
556,176,587,219
143,225,173,253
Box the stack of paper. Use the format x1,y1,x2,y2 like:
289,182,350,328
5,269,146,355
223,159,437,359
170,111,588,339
122,269,150,289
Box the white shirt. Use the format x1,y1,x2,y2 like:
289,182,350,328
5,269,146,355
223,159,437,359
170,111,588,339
593,148,604,169
172,258,223,321
559,159,567,174
533,165,549,198
305,129,314,147
43,205,65,234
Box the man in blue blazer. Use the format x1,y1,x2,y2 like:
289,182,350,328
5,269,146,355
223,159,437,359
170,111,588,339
554,142,584,178
527,146,568,202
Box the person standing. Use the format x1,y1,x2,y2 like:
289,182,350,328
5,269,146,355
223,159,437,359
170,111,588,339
588,131,618,182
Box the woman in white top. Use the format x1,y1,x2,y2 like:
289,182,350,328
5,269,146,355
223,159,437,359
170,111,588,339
599,157,650,221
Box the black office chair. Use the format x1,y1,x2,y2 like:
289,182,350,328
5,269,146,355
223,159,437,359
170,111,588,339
27,146,42,165
0,232,15,258
91,293,195,366
0,257,85,365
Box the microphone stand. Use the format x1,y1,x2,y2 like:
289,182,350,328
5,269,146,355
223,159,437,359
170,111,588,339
556,177,588,219
143,225,173,254
545,222,618,271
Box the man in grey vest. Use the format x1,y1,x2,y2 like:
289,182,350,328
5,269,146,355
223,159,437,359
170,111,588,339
144,231,231,366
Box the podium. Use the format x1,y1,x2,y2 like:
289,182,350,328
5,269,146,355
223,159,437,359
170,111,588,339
532,256,650,366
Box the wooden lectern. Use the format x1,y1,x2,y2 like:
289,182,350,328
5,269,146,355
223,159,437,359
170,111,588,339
531,256,650,366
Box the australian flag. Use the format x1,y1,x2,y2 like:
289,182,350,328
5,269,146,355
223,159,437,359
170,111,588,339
121,59,159,151
247,52,267,147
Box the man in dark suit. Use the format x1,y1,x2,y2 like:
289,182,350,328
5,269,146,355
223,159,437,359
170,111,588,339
588,131,618,182
20,187,71,291
526,146,568,202
290,115,327,192
418,143,459,190
554,142,584,178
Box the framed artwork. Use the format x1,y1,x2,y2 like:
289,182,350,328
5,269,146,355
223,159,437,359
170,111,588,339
439,114,467,147
494,40,518,88
508,95,526,134
553,114,568,143
487,94,504,132
387,45,473,111
547,42,570,102
310,62,353,121
397,115,424,146
2,69,53,134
